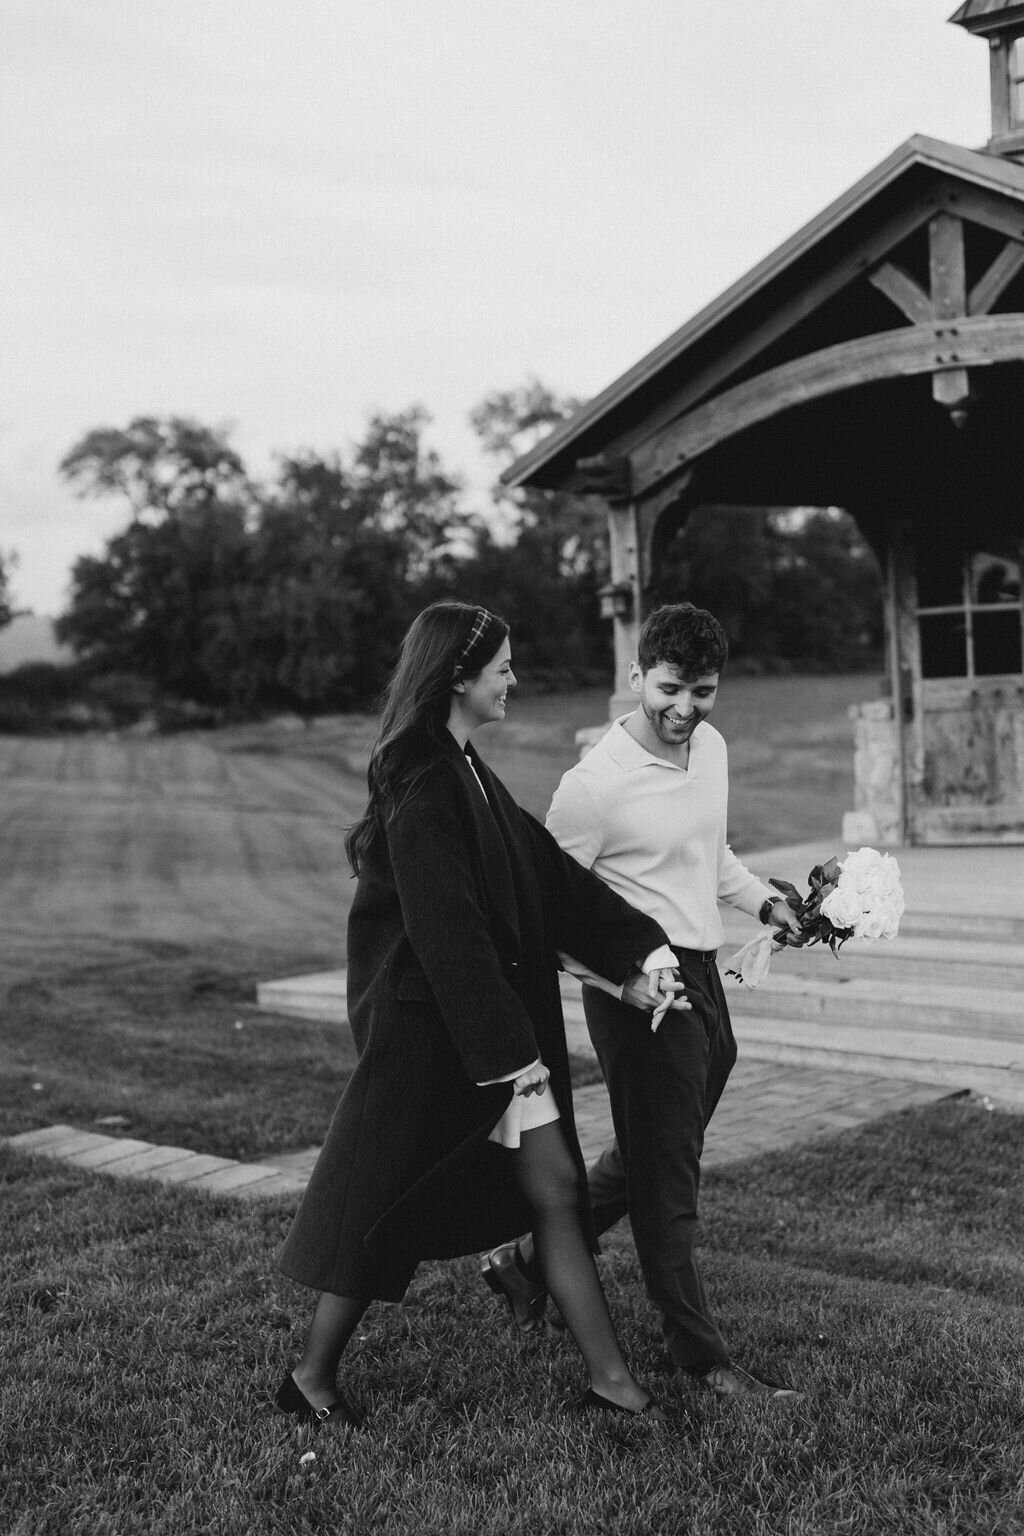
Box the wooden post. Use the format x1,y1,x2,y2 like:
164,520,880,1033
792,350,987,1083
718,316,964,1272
607,501,641,717
929,212,970,415
889,522,921,845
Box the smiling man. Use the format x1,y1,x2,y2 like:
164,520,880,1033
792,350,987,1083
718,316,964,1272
486,603,803,1398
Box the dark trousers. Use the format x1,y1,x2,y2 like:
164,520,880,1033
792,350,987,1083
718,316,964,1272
583,948,737,1376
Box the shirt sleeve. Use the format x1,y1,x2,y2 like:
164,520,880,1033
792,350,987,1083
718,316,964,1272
713,739,775,918
477,1057,541,1087
557,943,677,1000
545,772,603,870
717,842,776,918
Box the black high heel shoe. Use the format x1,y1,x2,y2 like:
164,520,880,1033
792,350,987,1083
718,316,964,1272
574,1387,667,1421
481,1242,548,1334
275,1373,364,1429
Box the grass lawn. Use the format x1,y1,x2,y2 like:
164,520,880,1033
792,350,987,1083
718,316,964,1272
0,674,873,1153
5,676,1022,1532
3,1098,1023,1535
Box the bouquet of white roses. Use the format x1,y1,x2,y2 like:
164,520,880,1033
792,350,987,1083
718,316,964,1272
725,847,904,988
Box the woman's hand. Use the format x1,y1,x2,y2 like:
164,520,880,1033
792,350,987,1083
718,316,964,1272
513,1062,550,1097
620,966,691,1021
647,966,690,1032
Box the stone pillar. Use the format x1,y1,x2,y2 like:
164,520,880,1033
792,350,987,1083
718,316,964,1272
841,699,903,846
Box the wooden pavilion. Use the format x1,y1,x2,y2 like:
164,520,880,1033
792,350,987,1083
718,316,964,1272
504,2,1024,846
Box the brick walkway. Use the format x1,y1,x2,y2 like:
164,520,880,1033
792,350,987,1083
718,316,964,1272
4,1060,955,1200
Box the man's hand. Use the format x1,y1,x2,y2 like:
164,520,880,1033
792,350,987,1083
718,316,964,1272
620,966,691,1030
767,899,805,947
620,966,690,1012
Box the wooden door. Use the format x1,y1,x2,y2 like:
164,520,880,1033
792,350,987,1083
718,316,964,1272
895,534,1024,844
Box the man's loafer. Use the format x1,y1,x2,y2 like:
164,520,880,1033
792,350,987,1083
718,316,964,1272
698,1364,803,1400
481,1241,548,1333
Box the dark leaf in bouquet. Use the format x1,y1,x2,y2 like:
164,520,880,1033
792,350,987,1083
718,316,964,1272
819,855,842,884
769,877,801,904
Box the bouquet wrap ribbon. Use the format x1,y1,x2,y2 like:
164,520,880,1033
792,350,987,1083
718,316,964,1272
724,929,784,989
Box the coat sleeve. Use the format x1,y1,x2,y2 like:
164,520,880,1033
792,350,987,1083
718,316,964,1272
385,767,540,1086
520,810,669,986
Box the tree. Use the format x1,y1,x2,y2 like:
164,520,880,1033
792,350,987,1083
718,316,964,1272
654,505,882,670
57,417,256,702
461,380,611,687
248,450,412,710
350,406,472,578
765,508,883,668
469,378,607,583
56,409,473,712
652,507,776,655
59,416,249,522
0,549,17,630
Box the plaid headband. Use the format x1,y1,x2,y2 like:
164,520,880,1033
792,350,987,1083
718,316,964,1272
454,607,491,674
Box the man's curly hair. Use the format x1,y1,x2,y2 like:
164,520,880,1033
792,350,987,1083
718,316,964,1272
637,603,728,679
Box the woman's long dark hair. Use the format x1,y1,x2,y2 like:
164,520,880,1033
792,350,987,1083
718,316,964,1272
345,601,509,874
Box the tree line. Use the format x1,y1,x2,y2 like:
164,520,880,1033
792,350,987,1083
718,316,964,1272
1,381,884,728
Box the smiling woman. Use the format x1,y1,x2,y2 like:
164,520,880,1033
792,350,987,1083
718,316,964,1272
451,632,517,735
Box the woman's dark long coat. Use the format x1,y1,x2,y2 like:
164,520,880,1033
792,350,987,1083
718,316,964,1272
278,730,667,1302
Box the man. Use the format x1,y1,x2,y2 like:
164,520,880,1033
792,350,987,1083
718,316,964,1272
483,602,803,1398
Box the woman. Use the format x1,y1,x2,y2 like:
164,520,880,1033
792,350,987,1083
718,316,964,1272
277,602,681,1427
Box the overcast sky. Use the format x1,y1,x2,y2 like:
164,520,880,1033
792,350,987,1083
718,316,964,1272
2,0,989,615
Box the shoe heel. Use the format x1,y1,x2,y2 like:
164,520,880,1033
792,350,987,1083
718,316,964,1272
480,1256,502,1296
275,1374,305,1414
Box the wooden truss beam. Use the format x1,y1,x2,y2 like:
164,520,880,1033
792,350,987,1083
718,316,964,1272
630,314,1024,500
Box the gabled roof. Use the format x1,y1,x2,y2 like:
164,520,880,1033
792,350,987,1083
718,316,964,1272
504,135,1024,490
950,0,1024,34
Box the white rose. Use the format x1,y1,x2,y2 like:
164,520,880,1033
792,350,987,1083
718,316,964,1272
877,856,902,896
821,887,862,929
881,915,901,940
855,911,886,940
841,853,877,894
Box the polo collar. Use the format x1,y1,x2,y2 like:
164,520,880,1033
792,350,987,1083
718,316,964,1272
604,714,700,772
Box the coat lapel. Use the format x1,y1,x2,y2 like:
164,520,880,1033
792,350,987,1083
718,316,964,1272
438,733,521,962
465,742,549,963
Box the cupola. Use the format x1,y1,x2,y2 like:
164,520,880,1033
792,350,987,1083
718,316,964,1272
950,0,1024,155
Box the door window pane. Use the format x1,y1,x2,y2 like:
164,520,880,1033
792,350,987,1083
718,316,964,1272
969,551,1021,606
919,613,968,678
916,545,963,607
973,610,1023,675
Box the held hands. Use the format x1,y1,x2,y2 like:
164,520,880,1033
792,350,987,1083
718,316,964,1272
513,1061,550,1098
621,966,691,1032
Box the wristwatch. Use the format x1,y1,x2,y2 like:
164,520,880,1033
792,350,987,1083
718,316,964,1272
759,896,778,925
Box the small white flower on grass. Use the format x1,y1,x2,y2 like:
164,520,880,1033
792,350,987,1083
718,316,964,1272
299,1451,317,1466
234,1020,244,1030
31,1082,44,1092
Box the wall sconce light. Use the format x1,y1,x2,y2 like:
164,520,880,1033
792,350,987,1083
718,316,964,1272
598,581,634,621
